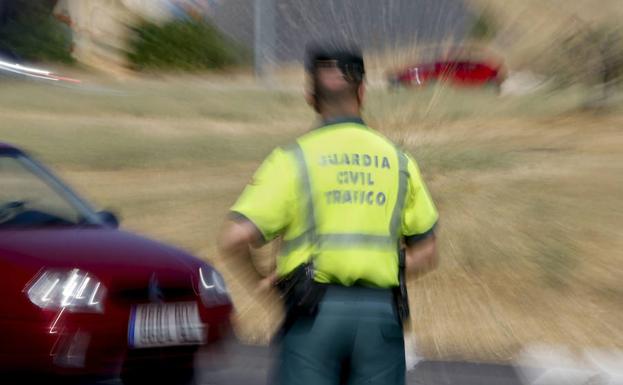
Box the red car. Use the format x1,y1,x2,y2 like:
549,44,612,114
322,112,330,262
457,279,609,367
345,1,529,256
388,60,505,90
0,143,233,384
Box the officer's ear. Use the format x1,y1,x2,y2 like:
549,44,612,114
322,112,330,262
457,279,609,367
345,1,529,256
356,82,366,107
305,90,320,113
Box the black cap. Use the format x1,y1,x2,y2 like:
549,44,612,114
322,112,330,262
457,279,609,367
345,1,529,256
305,42,365,84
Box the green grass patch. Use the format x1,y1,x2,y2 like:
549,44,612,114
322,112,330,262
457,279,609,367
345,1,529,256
127,19,249,71
0,0,73,63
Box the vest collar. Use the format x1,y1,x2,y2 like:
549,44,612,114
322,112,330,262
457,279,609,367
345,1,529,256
320,116,366,128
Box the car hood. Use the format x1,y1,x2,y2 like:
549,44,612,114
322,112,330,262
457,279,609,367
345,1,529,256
0,228,206,288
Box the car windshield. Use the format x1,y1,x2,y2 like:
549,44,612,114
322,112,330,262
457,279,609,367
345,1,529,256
0,152,101,228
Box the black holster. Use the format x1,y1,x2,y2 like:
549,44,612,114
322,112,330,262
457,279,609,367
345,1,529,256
276,262,327,330
393,248,410,323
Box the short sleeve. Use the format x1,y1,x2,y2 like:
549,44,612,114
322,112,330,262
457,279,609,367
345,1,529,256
402,155,438,244
230,147,296,242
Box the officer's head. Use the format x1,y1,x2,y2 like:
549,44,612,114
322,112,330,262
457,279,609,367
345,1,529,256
305,42,366,116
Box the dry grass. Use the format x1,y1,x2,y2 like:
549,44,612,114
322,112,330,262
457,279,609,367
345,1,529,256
407,115,623,361
1,78,621,361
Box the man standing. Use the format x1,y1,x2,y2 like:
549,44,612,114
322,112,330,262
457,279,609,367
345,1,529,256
219,43,439,385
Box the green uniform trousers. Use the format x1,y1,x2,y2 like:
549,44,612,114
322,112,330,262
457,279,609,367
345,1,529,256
277,286,406,385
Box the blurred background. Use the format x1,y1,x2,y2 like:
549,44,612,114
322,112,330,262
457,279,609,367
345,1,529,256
1,0,622,378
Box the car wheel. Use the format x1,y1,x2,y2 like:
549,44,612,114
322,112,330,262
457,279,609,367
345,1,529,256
121,349,197,385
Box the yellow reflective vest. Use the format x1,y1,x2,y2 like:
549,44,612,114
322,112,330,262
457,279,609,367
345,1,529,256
231,118,438,288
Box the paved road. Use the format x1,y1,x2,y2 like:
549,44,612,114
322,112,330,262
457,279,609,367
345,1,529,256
0,343,539,385
14,342,621,384
13,341,616,385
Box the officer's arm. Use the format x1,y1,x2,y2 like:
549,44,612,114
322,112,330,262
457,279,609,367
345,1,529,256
219,147,294,291
402,155,439,277
405,234,438,277
218,219,266,286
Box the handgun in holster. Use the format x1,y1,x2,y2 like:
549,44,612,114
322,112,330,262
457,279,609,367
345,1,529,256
393,248,410,323
276,261,327,333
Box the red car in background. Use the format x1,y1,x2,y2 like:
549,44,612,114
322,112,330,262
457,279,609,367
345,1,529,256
388,60,506,90
0,143,232,384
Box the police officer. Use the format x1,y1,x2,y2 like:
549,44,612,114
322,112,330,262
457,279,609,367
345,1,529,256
219,43,439,385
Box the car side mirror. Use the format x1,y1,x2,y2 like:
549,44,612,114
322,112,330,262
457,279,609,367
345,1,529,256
97,210,120,228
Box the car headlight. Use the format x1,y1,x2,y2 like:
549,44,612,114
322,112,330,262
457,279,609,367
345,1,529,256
26,269,105,313
198,266,229,307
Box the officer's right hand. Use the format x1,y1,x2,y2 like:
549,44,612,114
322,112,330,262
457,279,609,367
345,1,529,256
258,272,278,292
